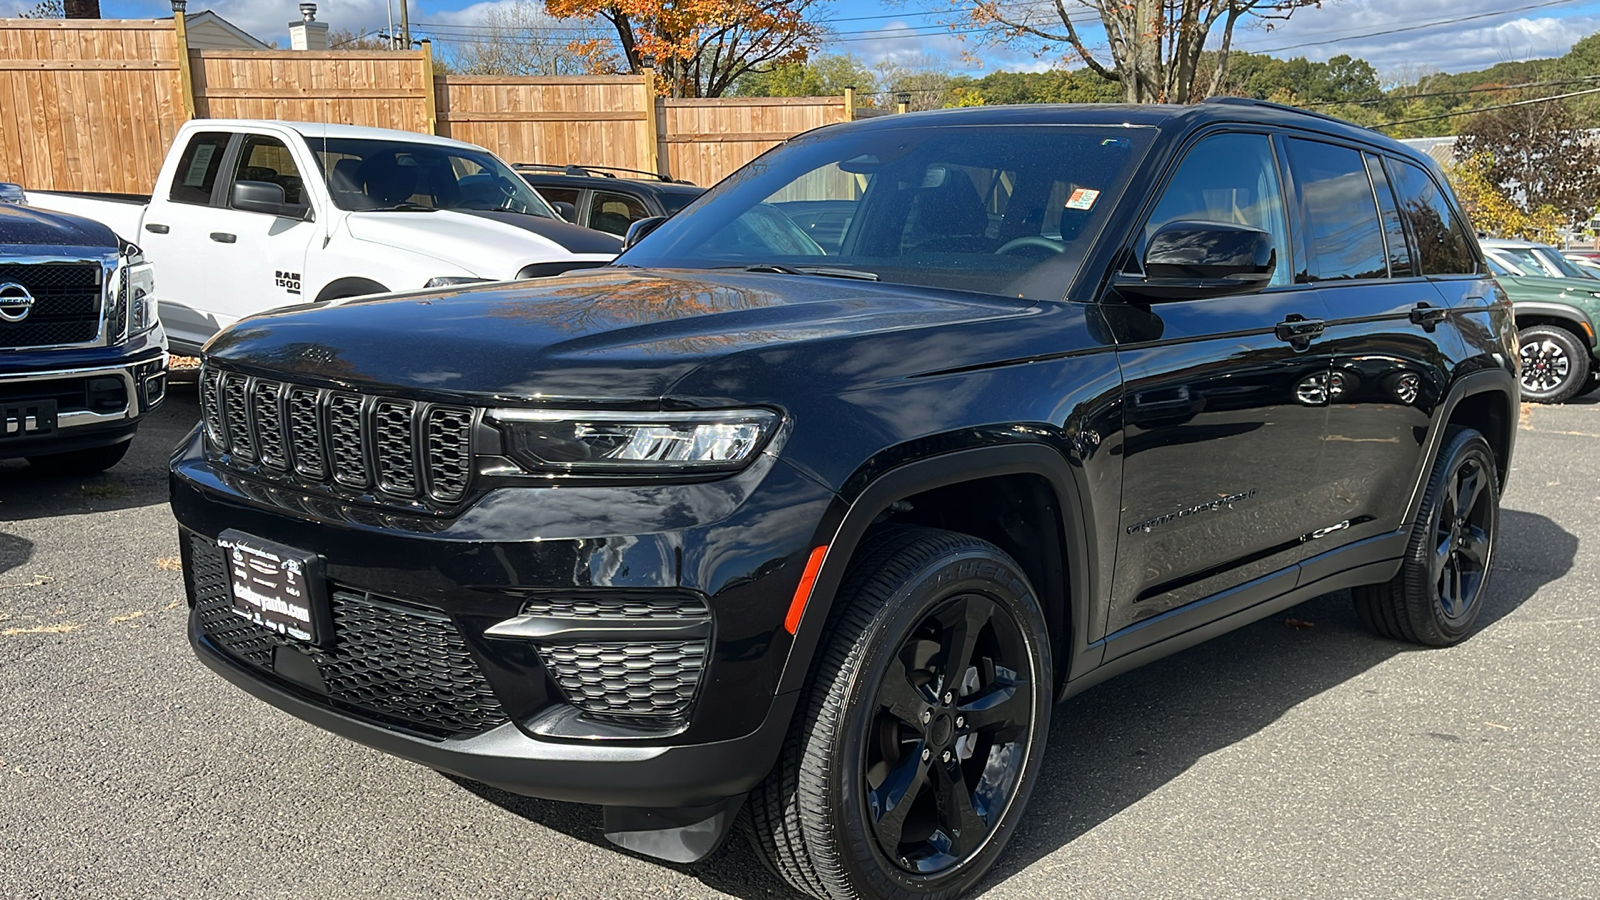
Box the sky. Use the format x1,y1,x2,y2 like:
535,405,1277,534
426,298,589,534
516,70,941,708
29,0,1600,79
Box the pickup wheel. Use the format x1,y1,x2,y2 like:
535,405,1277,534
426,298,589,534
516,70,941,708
26,440,131,475
1517,324,1589,403
1353,427,1498,646
746,526,1051,900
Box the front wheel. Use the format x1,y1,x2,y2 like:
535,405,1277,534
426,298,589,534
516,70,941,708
1352,427,1498,646
26,440,131,475
747,527,1052,900
1517,324,1589,403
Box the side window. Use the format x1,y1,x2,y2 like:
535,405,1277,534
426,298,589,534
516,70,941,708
538,186,581,209
1283,138,1386,282
1386,159,1477,276
167,132,231,206
1364,153,1413,278
229,135,307,210
1142,132,1292,286
588,191,649,236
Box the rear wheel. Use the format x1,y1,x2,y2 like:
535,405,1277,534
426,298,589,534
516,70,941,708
1517,324,1589,403
747,527,1052,900
1353,427,1498,646
26,440,131,475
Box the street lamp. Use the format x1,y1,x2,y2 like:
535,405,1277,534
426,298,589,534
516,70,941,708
895,91,911,114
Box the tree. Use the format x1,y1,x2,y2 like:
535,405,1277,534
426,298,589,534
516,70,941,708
1455,100,1600,227
732,53,876,98
1446,153,1566,244
955,0,1329,104
543,0,830,98
327,28,391,51
15,0,63,16
873,55,957,111
448,1,594,76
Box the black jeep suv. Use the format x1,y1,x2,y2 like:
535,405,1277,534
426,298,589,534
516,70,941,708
173,100,1516,900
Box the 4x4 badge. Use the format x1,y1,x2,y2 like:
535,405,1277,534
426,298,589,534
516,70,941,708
0,282,35,323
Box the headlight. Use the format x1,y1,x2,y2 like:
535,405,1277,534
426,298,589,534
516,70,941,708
127,260,157,334
490,408,778,473
425,275,492,288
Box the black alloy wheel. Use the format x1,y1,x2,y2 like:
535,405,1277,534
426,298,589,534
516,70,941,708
864,593,1033,874
1517,324,1589,403
747,527,1052,900
1353,427,1499,646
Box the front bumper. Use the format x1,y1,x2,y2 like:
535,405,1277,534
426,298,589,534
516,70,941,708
0,346,167,458
172,426,841,809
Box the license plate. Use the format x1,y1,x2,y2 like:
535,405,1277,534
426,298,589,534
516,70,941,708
217,530,326,645
1,399,56,439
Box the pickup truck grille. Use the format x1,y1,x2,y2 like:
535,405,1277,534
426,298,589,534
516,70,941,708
201,366,475,508
0,262,103,349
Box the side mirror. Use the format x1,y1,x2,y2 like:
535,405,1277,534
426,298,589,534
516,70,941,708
1113,220,1276,301
0,182,25,205
231,180,312,220
622,215,667,250
551,200,578,222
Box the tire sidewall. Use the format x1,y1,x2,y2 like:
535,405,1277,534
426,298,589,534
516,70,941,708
827,549,1052,900
1407,431,1498,643
1518,324,1589,403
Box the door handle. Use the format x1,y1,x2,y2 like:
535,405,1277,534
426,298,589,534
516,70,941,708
1274,315,1325,349
209,232,236,244
1409,302,1448,331
144,223,169,234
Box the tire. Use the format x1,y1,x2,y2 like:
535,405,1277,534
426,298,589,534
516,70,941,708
746,526,1053,900
1517,324,1589,403
1352,427,1498,646
1574,372,1600,398
26,440,131,475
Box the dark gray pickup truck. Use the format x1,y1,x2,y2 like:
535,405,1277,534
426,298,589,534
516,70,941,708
1,183,167,474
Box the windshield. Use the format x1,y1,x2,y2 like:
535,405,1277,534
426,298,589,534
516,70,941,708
1533,246,1596,280
658,190,702,215
618,123,1155,300
312,137,558,217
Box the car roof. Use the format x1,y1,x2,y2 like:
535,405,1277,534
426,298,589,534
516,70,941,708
519,173,703,197
1480,238,1551,250
193,119,489,153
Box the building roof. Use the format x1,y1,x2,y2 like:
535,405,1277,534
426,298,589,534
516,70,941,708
179,10,269,50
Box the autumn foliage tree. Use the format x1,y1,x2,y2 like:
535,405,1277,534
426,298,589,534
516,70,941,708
543,0,829,98
955,0,1328,104
1455,100,1600,227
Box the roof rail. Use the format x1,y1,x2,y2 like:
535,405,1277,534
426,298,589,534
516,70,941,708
1200,95,1357,127
511,163,696,185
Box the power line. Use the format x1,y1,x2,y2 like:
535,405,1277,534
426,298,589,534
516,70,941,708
1303,74,1600,107
1236,0,1582,54
1375,84,1600,126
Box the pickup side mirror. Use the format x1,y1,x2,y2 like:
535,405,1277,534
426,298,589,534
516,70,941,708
622,215,666,251
550,200,578,222
1113,220,1276,301
231,180,312,221
0,182,25,205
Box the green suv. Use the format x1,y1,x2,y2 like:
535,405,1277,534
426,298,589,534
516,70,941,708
1483,244,1600,402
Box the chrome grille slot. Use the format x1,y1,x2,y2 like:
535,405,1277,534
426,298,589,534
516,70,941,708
326,392,369,489
424,407,473,502
252,380,286,470
221,373,254,461
286,387,326,479
373,399,418,496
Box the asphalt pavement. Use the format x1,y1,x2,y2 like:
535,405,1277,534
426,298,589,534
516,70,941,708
2,384,1596,899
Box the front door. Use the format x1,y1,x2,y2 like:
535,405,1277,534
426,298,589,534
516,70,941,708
1105,131,1334,644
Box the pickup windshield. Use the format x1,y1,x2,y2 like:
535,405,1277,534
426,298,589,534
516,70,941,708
618,123,1155,300
312,137,559,218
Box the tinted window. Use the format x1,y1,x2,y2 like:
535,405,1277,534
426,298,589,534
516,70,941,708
536,186,581,209
1284,139,1386,282
1364,153,1412,278
588,190,650,236
618,125,1154,301
658,191,701,215
1142,132,1292,286
313,138,557,218
229,135,307,209
167,132,231,206
1387,160,1476,276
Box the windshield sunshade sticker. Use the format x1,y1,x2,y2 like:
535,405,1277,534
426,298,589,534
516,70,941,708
1066,188,1101,210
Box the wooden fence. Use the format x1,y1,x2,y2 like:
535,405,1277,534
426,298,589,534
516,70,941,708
0,16,857,194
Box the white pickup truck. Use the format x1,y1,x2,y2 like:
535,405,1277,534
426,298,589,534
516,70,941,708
29,120,622,354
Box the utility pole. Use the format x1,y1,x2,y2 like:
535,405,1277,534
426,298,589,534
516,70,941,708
399,0,411,50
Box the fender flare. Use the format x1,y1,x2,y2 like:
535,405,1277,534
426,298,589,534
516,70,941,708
1512,302,1596,349
1402,366,1519,525
314,277,389,303
775,443,1105,699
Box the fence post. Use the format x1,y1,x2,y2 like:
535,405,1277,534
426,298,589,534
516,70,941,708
172,8,196,120
641,68,661,176
843,87,855,122
420,39,438,135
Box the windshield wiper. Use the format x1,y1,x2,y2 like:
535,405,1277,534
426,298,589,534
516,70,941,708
364,202,435,212
740,263,879,282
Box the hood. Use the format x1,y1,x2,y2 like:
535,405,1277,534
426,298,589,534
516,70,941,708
205,268,1041,401
1499,273,1600,302
0,201,117,250
344,209,619,276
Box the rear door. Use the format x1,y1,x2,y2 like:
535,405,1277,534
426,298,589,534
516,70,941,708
1105,130,1334,644
1285,139,1470,579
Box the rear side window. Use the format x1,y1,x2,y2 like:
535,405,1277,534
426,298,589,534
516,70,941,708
167,132,231,206
588,191,649,236
1284,138,1386,282
537,186,581,208
1386,160,1477,275
1364,153,1413,278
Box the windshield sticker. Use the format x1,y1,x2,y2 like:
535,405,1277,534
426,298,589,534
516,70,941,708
184,144,217,186
1066,188,1100,211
